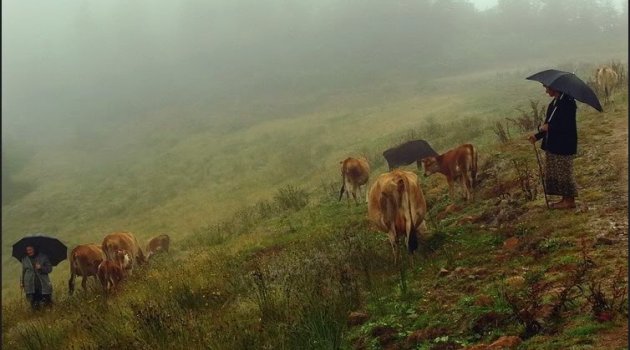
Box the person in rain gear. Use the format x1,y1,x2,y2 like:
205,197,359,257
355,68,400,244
20,245,54,309
528,85,578,209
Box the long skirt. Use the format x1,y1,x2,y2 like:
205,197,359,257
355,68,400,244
544,152,578,197
26,291,52,310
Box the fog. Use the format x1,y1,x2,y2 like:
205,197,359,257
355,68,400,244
3,0,627,145
2,0,627,203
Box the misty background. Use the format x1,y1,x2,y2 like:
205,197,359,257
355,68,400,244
1,0,627,296
3,0,627,148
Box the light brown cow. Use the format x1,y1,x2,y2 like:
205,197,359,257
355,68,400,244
97,261,124,295
101,231,145,275
339,157,370,205
146,234,170,260
421,144,478,201
367,169,427,264
68,244,105,295
596,66,619,105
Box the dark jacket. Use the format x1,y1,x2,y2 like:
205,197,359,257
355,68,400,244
21,254,53,295
534,93,578,155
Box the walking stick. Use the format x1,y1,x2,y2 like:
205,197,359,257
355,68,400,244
533,143,550,209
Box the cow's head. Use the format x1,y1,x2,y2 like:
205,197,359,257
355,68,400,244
114,249,131,268
421,157,439,177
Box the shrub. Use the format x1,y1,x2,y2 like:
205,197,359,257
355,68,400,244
273,185,310,211
508,99,545,132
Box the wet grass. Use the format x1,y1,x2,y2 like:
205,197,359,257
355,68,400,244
3,65,628,349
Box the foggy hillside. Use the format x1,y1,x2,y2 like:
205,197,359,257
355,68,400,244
2,0,627,299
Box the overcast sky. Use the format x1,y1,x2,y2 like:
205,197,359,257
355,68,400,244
2,0,627,148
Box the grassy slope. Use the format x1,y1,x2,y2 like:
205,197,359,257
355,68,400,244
1,61,548,299
2,62,627,349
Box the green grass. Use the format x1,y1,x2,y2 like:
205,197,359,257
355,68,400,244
2,58,628,349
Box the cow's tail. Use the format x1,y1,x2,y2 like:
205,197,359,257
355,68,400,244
68,253,77,295
408,227,418,254
404,177,419,254
339,161,346,201
471,145,478,188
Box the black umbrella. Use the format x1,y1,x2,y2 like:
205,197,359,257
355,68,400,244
526,69,603,112
12,234,68,266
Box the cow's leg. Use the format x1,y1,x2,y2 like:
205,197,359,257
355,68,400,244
351,184,358,205
345,184,351,207
466,173,473,201
461,174,472,201
459,172,468,201
447,178,455,200
68,267,76,295
81,276,88,291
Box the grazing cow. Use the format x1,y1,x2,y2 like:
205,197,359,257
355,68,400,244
68,244,105,295
382,139,439,171
596,66,619,105
97,260,125,295
101,231,145,275
146,234,171,260
339,157,370,205
421,144,478,201
367,169,427,264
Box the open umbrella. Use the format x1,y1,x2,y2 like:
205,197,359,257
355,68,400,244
12,234,68,266
526,69,603,112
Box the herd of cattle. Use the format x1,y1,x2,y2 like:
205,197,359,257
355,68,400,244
64,65,621,294
68,232,170,295
344,63,622,263
340,141,478,263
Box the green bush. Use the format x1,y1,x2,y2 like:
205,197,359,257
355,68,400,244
273,185,310,211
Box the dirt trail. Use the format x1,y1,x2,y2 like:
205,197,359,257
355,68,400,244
584,103,628,350
582,105,628,242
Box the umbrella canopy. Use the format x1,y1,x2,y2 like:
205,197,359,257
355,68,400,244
526,69,603,112
12,234,68,266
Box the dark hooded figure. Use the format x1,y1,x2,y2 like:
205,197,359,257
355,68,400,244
528,85,578,209
20,245,53,309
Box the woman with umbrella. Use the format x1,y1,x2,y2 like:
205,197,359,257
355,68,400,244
526,69,602,210
528,85,578,209
13,234,67,310
20,245,54,309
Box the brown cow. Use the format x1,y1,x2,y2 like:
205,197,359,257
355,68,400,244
97,262,123,295
68,244,105,295
367,169,427,264
421,144,478,201
339,157,370,205
146,234,170,260
101,231,145,275
596,66,619,105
